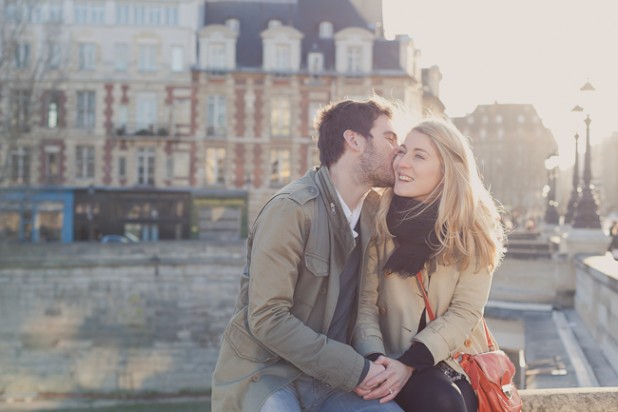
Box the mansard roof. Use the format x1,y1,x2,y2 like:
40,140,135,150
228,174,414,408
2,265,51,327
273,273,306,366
203,0,402,72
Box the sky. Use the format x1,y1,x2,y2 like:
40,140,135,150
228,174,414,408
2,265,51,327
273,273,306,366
382,0,618,170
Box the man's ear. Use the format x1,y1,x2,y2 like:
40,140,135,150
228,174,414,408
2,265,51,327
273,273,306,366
343,130,364,152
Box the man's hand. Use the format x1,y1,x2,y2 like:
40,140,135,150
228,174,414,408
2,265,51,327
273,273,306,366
363,356,413,403
353,361,387,396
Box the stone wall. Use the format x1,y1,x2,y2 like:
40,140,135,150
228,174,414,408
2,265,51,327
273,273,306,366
0,241,245,395
574,254,618,376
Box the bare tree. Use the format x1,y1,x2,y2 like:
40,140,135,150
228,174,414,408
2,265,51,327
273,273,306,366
0,0,67,186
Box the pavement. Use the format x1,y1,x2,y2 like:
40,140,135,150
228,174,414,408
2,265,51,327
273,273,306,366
486,257,618,390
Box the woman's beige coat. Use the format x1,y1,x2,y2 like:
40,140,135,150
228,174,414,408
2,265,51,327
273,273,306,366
353,238,497,379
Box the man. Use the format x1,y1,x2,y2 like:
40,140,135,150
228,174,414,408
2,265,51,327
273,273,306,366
212,98,403,412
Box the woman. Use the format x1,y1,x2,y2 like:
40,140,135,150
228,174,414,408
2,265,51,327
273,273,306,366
353,118,505,412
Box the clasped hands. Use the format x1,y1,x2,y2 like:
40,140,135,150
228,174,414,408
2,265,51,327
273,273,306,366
354,356,413,403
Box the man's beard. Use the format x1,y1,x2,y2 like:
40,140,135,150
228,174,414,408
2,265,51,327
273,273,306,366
360,145,395,188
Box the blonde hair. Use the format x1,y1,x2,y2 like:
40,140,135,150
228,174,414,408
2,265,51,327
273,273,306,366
377,117,505,272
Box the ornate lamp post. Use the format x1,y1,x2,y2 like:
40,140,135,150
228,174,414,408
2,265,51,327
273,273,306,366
572,82,602,229
564,129,580,224
544,154,560,225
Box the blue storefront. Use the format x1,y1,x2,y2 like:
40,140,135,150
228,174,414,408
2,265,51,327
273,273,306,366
0,188,74,243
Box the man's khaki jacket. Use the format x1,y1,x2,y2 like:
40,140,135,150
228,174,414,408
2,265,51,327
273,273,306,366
211,167,380,412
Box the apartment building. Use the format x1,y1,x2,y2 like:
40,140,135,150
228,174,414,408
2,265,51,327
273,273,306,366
0,0,440,241
452,103,558,220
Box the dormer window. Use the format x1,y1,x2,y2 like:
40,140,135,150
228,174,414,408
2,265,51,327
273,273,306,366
208,42,226,69
346,45,362,73
275,44,291,71
198,24,239,71
226,18,239,33
268,19,282,29
308,52,324,73
334,27,374,75
261,24,303,72
319,21,333,39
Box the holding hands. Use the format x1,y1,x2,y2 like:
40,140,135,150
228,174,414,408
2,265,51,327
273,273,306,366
354,356,413,403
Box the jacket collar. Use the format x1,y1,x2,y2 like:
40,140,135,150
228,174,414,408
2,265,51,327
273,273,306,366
315,167,355,252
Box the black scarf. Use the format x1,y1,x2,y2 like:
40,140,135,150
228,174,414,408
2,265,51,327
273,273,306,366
384,195,440,278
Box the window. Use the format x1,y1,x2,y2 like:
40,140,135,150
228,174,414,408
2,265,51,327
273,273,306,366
163,6,178,26
319,21,333,39
48,1,63,22
134,4,145,24
206,95,226,136
38,201,63,242
346,45,362,73
116,3,130,24
270,149,291,186
44,147,61,183
47,42,61,69
45,91,62,128
147,6,160,25
307,102,322,132
308,52,324,73
118,156,127,179
74,1,105,24
137,147,156,186
11,89,31,133
75,145,95,179
115,43,128,71
116,105,128,134
165,156,174,180
78,43,96,70
76,91,96,129
208,43,226,70
135,93,157,132
205,148,226,185
171,46,183,72
270,97,291,136
275,44,291,71
138,44,157,72
14,43,30,69
10,148,30,184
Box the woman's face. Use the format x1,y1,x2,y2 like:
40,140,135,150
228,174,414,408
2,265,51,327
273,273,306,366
393,130,443,201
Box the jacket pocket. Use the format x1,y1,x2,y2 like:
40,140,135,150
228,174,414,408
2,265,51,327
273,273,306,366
224,312,280,363
304,252,329,277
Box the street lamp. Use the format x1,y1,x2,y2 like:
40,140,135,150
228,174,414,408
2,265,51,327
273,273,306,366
572,82,602,229
544,154,560,225
563,130,580,224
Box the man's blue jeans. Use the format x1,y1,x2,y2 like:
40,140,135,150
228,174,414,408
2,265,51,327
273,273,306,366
260,374,403,412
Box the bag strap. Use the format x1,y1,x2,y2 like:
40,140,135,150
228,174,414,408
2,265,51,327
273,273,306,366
416,271,495,351
415,271,436,321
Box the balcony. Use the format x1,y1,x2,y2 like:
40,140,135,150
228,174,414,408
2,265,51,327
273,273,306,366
108,123,190,139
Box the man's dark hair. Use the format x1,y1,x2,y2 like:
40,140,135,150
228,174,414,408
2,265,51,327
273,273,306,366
315,98,393,167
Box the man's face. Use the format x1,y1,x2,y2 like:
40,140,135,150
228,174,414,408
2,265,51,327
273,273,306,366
360,114,399,187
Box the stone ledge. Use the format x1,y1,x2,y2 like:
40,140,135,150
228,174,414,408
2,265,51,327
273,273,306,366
520,387,618,411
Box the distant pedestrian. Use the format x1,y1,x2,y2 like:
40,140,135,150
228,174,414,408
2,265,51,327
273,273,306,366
608,221,618,260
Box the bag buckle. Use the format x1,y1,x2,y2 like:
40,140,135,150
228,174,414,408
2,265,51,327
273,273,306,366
502,384,513,398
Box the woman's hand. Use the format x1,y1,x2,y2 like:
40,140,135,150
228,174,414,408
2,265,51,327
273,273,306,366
362,356,413,403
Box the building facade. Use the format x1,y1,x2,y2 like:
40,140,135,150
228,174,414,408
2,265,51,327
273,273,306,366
452,103,558,222
0,0,441,241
